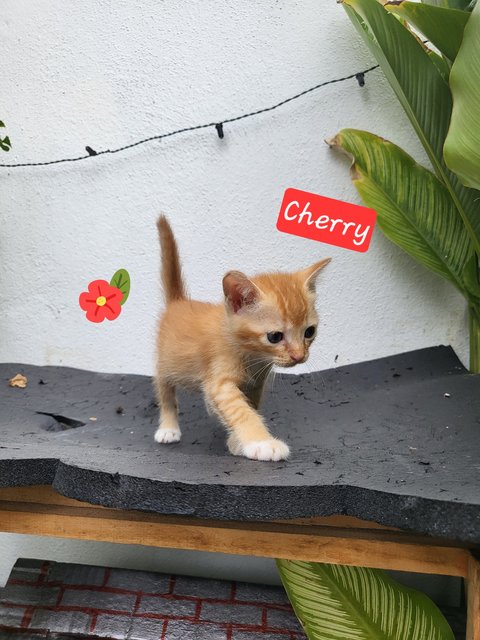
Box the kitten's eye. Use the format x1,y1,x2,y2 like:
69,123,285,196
267,331,284,344
304,326,316,339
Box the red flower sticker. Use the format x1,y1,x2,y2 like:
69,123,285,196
79,279,123,323
79,269,131,323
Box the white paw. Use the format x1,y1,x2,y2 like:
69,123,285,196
154,428,181,444
242,439,290,462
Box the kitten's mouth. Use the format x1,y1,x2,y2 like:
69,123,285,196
276,359,304,368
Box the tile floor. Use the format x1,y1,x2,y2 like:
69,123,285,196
0,560,305,639
0,560,466,639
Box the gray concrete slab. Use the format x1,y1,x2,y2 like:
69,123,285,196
0,346,479,543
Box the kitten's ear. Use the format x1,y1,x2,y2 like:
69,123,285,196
223,270,259,313
299,258,331,292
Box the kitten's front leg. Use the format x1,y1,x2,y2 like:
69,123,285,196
205,378,289,461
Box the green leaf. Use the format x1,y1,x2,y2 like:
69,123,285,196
470,303,480,372
277,560,455,640
342,0,480,255
386,2,469,62
462,254,480,302
444,1,480,188
110,268,130,305
330,128,474,296
0,136,11,152
427,49,451,83
421,0,473,10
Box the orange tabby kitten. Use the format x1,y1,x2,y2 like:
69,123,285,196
154,216,330,461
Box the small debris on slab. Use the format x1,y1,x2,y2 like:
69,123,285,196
8,373,27,388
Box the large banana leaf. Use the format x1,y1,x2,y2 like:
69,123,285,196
421,0,472,10
386,2,469,62
342,0,480,254
329,129,474,296
277,560,455,639
427,49,451,83
444,1,480,188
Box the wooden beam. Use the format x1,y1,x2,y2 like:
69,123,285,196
0,486,391,529
0,487,470,578
0,486,467,548
467,554,480,640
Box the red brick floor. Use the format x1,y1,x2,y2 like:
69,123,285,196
0,560,306,639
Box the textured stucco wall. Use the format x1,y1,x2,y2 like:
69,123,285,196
0,0,468,583
0,0,468,375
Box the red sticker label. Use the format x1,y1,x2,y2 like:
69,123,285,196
276,188,377,253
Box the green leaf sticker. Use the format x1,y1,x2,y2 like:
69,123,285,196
110,268,130,306
0,136,11,152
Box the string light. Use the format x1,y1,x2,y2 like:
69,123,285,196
355,72,365,87
0,64,378,169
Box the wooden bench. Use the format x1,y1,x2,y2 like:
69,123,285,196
1,346,479,637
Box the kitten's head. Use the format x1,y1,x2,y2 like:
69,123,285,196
222,259,330,368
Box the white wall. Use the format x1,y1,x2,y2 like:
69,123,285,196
0,0,468,582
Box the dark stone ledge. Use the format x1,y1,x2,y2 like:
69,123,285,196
1,346,479,544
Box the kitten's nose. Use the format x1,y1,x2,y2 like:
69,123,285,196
289,351,304,363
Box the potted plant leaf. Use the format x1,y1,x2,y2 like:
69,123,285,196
277,560,456,639
328,0,480,372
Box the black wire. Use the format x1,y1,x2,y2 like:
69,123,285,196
0,64,378,169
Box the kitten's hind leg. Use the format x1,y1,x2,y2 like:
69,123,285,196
205,378,289,462
154,379,181,444
244,365,271,410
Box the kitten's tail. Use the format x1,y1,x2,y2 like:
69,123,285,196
157,215,187,303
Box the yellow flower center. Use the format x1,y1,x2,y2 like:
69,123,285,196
96,296,107,307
